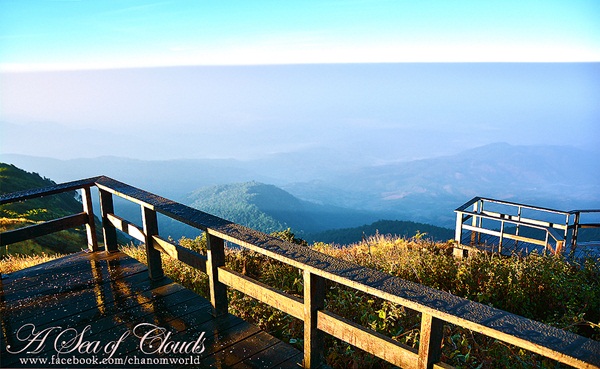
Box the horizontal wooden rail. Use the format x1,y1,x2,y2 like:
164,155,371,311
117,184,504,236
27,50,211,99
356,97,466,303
0,178,99,205
106,213,145,242
152,235,207,274
317,310,419,368
2,177,599,368
218,267,304,320
0,212,88,246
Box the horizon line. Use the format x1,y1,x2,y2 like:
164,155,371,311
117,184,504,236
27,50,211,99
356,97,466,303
2,60,599,73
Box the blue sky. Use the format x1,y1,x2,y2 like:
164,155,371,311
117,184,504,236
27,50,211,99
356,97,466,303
1,0,599,71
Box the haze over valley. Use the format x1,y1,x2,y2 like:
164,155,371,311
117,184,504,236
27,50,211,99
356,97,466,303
2,63,599,240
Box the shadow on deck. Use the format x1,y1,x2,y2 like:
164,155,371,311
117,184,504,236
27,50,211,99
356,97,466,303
0,251,302,369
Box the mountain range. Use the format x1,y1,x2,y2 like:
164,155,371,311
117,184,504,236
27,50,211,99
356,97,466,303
2,143,598,240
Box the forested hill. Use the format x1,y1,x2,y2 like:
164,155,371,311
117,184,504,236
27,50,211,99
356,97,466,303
0,163,88,256
188,181,394,234
188,181,331,234
187,181,453,243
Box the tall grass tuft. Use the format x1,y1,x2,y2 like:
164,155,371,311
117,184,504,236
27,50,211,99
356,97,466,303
0,252,64,274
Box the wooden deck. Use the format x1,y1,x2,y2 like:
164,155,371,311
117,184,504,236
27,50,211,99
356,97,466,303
0,251,302,369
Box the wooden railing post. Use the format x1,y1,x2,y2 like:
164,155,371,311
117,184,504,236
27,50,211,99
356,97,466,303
418,313,444,369
81,186,98,252
303,270,325,368
142,206,164,280
207,233,227,316
99,189,118,252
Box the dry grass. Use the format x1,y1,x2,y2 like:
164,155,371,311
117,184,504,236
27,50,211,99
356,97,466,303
0,252,64,274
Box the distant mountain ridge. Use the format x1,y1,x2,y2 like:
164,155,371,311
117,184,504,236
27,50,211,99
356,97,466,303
284,143,600,227
3,143,599,231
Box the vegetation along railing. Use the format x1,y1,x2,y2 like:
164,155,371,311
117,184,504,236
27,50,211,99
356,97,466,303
454,196,600,257
1,176,599,369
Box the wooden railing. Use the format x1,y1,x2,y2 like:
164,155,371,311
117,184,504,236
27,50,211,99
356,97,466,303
1,177,599,369
454,197,600,257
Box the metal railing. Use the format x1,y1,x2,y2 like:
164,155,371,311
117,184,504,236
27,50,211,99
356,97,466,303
2,177,599,368
454,197,600,257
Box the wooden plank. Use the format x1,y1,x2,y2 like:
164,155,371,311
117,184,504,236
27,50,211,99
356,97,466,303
231,341,301,369
274,353,305,369
4,271,167,330
0,251,135,296
317,310,419,369
0,212,88,246
152,235,207,274
217,267,303,320
200,321,262,360
201,331,281,368
1,257,148,321
107,213,145,242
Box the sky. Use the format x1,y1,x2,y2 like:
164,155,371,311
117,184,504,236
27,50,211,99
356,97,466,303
0,1,599,163
1,0,599,71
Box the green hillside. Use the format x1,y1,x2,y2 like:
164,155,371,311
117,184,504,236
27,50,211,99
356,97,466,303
187,181,454,243
306,219,454,245
188,181,312,234
0,163,89,256
188,181,392,234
